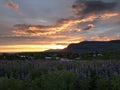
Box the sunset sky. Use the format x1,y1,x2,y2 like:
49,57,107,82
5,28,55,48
0,0,120,52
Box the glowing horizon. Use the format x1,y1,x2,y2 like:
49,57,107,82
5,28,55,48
0,0,120,52
0,37,118,53
0,44,68,53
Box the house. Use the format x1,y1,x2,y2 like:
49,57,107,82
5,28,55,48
93,53,103,57
45,57,52,60
60,58,73,61
75,57,81,60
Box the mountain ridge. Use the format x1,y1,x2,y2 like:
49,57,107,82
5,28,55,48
63,40,120,53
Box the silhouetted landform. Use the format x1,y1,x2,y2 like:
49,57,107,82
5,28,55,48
44,49,62,52
0,40,120,60
63,40,120,53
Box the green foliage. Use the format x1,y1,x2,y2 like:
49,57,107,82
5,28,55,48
111,75,120,90
0,78,40,90
0,72,119,90
96,77,112,90
54,63,65,71
80,51,120,60
0,60,119,90
40,71,77,90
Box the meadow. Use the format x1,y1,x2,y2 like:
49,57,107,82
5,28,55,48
0,60,119,90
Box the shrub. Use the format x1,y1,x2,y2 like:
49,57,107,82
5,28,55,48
40,71,77,90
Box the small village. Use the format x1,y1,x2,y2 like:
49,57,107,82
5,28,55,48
1,51,116,61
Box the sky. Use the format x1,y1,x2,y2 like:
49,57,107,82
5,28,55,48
0,0,120,52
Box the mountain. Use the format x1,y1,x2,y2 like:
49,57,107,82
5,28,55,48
63,40,120,53
44,49,62,52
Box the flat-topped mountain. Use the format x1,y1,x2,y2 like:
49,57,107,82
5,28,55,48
63,40,120,53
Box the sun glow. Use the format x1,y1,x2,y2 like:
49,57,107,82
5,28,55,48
53,45,67,49
0,44,67,53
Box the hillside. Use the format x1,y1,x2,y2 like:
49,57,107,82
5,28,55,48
63,40,120,53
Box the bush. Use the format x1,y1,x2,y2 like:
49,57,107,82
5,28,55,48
40,71,77,90
111,75,120,90
0,78,39,90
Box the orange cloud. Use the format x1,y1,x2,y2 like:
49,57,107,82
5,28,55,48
12,0,119,38
100,13,119,19
5,0,19,11
10,0,119,53
13,16,97,36
13,12,118,37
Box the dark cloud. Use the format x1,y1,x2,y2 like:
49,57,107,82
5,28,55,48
5,0,19,11
72,0,118,16
12,0,119,38
13,16,97,36
71,0,119,32
82,24,94,31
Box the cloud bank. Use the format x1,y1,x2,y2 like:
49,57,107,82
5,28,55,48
72,0,117,16
12,0,119,43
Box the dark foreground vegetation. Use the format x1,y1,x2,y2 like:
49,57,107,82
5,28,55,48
0,60,119,90
0,50,120,60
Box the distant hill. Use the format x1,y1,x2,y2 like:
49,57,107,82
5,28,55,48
63,40,120,53
44,49,62,52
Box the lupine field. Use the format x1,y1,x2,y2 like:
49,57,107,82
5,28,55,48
0,60,120,90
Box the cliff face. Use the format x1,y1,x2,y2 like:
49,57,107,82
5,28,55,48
63,40,120,53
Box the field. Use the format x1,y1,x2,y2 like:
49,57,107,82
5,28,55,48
0,60,120,90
